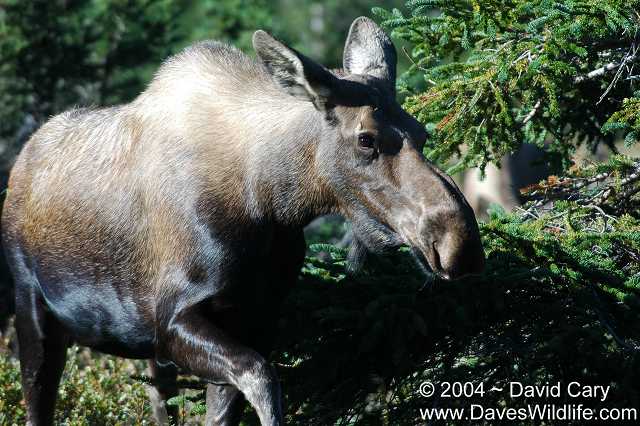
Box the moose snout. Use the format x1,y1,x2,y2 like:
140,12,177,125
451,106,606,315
403,217,486,281
432,233,485,280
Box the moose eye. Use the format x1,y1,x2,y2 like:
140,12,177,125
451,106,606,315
357,133,375,150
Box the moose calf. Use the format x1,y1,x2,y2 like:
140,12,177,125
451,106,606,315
2,17,484,425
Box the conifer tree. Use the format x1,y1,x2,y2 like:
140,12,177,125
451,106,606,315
374,1,640,174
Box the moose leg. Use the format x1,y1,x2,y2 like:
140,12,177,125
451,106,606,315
204,384,244,426
15,285,69,426
146,359,179,425
158,307,282,426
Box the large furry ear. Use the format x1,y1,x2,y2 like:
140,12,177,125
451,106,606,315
253,30,338,110
343,17,397,93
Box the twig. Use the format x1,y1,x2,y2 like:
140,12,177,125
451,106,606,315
597,46,638,104
515,205,539,220
591,164,640,205
574,61,626,83
402,45,432,83
511,49,531,66
522,99,541,124
524,161,640,209
582,204,617,222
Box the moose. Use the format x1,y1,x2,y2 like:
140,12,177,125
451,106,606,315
2,17,484,425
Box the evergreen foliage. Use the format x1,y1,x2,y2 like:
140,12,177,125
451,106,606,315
373,1,640,173
0,0,181,135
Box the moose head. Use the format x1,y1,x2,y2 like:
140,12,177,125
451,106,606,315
253,17,485,280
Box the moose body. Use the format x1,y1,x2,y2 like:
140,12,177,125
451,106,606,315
2,18,484,425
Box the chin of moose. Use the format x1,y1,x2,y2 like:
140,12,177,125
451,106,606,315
1,17,484,426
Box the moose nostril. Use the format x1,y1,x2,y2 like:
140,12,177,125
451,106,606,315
431,241,444,273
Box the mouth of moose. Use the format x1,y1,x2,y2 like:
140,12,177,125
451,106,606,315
379,223,450,281
350,216,451,281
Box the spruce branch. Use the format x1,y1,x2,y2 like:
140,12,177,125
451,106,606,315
380,2,640,170
522,159,640,214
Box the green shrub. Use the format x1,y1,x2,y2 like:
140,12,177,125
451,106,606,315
0,346,151,425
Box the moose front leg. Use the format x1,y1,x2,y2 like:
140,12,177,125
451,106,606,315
146,359,179,425
156,305,283,426
204,384,244,426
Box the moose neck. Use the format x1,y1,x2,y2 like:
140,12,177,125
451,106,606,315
243,102,337,228
137,57,338,229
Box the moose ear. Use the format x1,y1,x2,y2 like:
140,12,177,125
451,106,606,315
253,30,338,110
343,17,397,92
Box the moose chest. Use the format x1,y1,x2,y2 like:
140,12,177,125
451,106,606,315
152,221,307,348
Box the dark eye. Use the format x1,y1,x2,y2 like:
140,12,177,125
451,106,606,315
357,133,375,150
